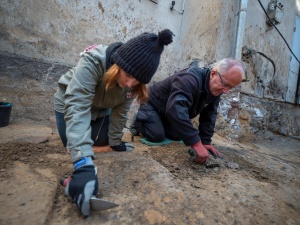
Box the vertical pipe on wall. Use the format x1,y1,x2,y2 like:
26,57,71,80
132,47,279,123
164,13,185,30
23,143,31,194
182,0,185,13
235,0,248,60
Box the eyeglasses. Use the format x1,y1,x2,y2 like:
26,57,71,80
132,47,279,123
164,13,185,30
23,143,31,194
216,71,234,89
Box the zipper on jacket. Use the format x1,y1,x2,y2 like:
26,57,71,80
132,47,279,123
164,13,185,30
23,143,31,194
95,117,105,141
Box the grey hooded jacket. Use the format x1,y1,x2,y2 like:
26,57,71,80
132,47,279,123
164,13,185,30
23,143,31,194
54,44,134,162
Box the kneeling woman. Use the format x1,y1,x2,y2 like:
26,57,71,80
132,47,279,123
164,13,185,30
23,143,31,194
53,29,173,216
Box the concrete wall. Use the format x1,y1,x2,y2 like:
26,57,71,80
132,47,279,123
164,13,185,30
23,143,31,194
179,0,240,67
179,0,222,66
1,0,299,138
1,0,228,121
0,0,182,78
0,0,234,79
0,52,70,121
0,0,184,121
238,0,300,138
241,0,299,100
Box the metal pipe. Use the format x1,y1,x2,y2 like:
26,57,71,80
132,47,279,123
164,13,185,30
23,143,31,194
182,0,185,13
295,68,300,104
235,0,248,60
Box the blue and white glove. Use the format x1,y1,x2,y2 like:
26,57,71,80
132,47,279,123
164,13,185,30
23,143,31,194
65,157,98,217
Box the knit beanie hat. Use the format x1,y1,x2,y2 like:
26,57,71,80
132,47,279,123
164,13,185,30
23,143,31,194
112,29,174,84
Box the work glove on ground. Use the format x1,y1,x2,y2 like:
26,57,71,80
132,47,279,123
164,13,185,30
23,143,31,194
65,157,98,217
111,141,134,151
203,144,222,158
190,141,210,164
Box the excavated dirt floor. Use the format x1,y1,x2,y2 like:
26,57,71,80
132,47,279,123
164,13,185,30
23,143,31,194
0,119,299,225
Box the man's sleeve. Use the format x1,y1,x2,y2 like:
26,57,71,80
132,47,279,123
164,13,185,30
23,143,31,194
198,97,221,144
108,97,134,146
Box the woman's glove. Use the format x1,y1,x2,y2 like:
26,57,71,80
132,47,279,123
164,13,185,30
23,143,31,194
65,157,98,217
111,141,134,151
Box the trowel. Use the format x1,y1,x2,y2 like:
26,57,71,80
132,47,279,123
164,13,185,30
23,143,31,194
60,177,119,211
89,196,119,211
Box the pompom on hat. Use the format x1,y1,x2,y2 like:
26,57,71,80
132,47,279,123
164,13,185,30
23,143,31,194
112,29,174,84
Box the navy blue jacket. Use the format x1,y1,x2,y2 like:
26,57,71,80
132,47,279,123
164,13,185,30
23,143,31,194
148,66,220,145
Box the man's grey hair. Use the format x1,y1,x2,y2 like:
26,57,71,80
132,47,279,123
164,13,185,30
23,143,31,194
211,58,245,74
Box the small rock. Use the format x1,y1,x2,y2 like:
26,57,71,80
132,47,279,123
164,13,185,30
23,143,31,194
226,162,239,169
205,157,225,168
212,167,220,172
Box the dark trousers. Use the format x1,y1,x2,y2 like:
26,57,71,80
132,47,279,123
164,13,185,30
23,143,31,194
55,111,110,147
136,103,180,142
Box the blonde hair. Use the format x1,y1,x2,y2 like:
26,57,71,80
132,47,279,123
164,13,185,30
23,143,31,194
103,64,148,103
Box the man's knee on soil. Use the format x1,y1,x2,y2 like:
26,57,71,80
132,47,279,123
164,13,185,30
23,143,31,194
144,130,165,143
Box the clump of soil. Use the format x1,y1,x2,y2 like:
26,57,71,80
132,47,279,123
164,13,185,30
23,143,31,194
0,141,69,179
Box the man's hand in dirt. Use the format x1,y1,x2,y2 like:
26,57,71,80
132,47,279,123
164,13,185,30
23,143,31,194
65,157,98,217
203,144,222,158
191,141,209,164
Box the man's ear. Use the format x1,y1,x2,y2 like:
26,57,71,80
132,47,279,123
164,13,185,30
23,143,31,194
210,70,215,78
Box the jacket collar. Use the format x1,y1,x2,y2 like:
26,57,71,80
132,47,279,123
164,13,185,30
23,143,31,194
204,68,211,94
105,42,123,70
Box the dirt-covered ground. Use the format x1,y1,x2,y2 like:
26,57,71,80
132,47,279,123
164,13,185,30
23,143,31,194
0,119,299,225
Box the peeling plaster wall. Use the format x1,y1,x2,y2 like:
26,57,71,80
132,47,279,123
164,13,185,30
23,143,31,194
179,0,240,67
238,0,300,137
179,0,221,67
215,0,241,59
1,0,299,138
0,0,184,121
241,0,297,100
0,0,230,123
0,53,71,121
0,0,181,78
